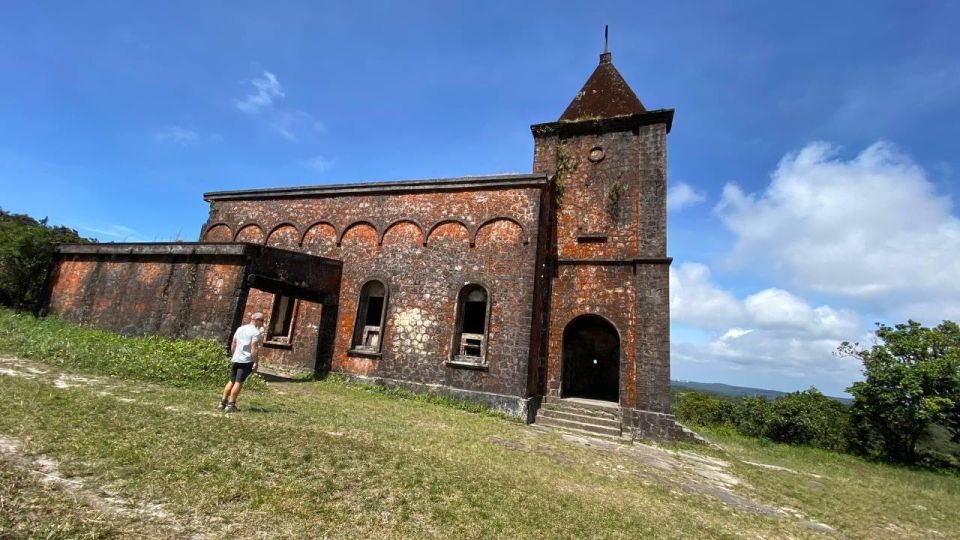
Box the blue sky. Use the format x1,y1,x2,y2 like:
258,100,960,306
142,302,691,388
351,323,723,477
2,1,959,396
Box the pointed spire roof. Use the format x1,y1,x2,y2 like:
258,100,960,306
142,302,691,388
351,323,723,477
559,52,646,122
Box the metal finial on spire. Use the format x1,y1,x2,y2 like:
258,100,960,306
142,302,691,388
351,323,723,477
599,25,612,64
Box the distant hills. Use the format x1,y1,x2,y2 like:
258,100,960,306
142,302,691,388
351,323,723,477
671,380,852,405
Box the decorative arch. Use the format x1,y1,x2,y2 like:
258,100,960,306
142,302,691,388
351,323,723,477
338,221,379,247
265,222,301,248
380,219,425,246
426,219,471,247
234,223,266,243
300,221,339,245
202,222,233,242
473,217,526,247
301,222,339,256
561,314,620,402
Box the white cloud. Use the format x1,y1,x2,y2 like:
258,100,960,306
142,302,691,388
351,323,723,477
234,70,323,141
668,182,706,211
670,261,865,394
301,155,335,173
79,224,144,242
236,71,285,114
154,126,199,145
716,141,960,322
669,263,744,328
271,110,323,142
671,262,860,337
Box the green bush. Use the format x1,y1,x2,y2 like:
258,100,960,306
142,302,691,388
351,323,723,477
729,396,772,438
673,391,732,427
765,389,849,451
0,309,258,389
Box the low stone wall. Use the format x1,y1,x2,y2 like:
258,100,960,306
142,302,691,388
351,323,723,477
339,372,541,423
622,408,709,444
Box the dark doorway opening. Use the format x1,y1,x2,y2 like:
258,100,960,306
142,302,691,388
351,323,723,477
561,315,620,402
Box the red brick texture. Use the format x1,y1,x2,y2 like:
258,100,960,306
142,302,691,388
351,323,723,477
532,115,677,434
46,55,690,439
203,187,547,400
48,254,246,341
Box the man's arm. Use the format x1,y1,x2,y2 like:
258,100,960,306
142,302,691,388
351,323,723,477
250,339,259,372
230,334,237,356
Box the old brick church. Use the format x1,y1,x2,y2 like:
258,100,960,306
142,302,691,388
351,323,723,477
48,49,693,441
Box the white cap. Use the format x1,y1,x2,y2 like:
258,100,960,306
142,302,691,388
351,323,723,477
251,312,264,320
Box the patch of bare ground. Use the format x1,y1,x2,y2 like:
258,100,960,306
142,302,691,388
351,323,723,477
496,428,840,533
0,434,206,538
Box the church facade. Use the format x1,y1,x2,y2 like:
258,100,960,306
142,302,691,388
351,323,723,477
48,50,692,440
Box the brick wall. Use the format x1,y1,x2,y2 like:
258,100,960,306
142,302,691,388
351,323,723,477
48,253,246,342
203,186,546,398
533,118,672,415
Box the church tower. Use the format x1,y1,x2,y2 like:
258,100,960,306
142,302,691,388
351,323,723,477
531,46,687,439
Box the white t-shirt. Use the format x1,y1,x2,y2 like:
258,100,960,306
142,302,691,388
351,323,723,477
231,324,262,363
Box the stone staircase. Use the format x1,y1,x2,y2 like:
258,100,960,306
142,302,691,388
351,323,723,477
533,396,626,442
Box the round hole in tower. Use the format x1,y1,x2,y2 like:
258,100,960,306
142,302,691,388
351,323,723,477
588,146,605,163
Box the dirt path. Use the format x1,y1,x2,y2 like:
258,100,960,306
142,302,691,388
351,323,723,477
0,355,226,538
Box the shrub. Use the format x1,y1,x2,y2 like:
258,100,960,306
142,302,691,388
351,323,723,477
765,389,849,451
674,391,732,427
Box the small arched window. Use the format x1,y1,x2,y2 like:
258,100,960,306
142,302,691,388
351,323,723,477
452,284,490,364
351,280,387,353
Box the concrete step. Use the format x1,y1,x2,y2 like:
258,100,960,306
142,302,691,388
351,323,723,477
534,415,622,438
541,399,620,421
537,407,622,429
543,396,620,413
533,418,623,442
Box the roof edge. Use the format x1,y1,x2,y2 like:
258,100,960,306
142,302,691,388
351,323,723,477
532,109,674,137
56,242,342,265
203,173,549,202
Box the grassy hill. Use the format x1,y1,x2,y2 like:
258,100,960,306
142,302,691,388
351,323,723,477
672,380,853,404
0,313,956,538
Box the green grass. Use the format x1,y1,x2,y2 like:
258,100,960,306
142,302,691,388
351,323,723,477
2,312,960,538
0,310,262,389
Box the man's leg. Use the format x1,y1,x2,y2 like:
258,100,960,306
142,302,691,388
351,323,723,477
221,381,234,401
228,381,244,403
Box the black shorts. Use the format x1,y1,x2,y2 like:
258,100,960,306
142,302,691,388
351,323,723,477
229,362,254,383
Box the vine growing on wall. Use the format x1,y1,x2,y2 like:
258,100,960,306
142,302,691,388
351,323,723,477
553,143,579,207
606,180,624,220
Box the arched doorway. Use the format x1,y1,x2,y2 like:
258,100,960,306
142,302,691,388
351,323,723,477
561,315,620,402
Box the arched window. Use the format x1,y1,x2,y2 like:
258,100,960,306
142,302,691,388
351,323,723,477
351,280,387,353
452,284,490,364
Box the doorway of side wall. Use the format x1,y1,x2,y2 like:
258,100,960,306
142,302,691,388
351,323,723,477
560,314,620,403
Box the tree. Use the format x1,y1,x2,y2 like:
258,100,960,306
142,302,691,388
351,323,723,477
839,321,960,463
0,208,89,314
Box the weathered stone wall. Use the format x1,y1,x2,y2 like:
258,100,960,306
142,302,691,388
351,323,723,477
533,118,672,417
203,185,545,399
48,253,246,342
240,288,325,370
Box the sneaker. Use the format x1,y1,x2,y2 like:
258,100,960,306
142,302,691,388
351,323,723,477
224,403,238,413
217,399,228,410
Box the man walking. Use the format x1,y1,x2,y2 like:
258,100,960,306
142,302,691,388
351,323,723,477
218,311,265,412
